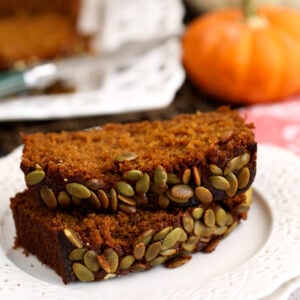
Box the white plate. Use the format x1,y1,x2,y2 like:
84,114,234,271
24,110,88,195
0,0,185,121
0,144,300,300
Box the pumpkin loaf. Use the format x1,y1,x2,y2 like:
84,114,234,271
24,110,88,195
20,107,257,213
10,188,252,284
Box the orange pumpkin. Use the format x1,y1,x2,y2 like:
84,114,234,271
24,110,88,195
182,2,300,104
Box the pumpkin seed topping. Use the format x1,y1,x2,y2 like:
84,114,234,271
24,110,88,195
215,208,227,226
88,191,101,209
104,273,117,280
73,263,94,282
182,215,194,233
238,167,250,189
66,183,91,199
154,166,168,187
157,194,170,209
63,228,83,248
166,190,190,204
209,175,230,190
161,227,183,250
209,164,223,175
153,227,173,241
119,203,137,214
225,172,238,197
97,189,110,209
204,209,216,227
97,255,112,273
117,194,136,206
116,152,137,162
123,170,143,181
25,170,45,186
40,186,57,209
104,248,119,273
195,186,213,204
167,173,181,185
135,173,150,193
134,242,146,260
119,255,135,270
192,166,201,186
116,181,135,197
109,188,118,212
85,178,101,191
150,256,167,267
182,168,191,184
236,153,251,170
192,207,204,219
193,220,202,236
145,241,161,262
84,250,100,272
69,248,86,261
170,184,194,200
160,249,177,256
130,263,146,272
57,191,71,207
165,255,191,269
134,229,154,246
224,156,240,175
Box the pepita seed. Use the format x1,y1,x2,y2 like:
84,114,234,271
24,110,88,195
192,166,201,186
89,191,101,209
204,209,216,227
72,196,83,205
72,262,94,282
135,173,150,193
224,156,240,176
98,189,110,209
119,203,137,214
66,183,91,199
182,169,191,184
97,255,111,273
104,248,119,273
35,164,43,170
149,256,167,267
159,249,177,256
170,184,194,200
116,181,135,197
244,187,253,207
57,191,71,207
182,236,198,252
145,241,161,262
209,175,230,190
134,229,154,246
153,227,173,241
133,193,148,206
165,255,191,269
117,194,136,206
238,167,250,189
119,255,135,270
150,184,168,195
63,228,83,248
110,188,118,212
195,186,213,204
157,194,170,209
198,222,215,237
69,248,86,261
84,250,100,272
192,207,204,219
161,227,182,250
123,170,143,181
225,172,238,197
193,220,202,236
116,152,137,162
225,221,238,237
167,173,181,185
85,178,101,191
182,215,194,233
214,226,228,235
25,170,45,185
130,263,146,272
154,166,168,187
209,164,223,175
166,190,190,204
225,213,234,226
215,208,227,226
40,186,57,209
236,153,251,170
178,229,188,242
133,242,146,260
104,273,117,280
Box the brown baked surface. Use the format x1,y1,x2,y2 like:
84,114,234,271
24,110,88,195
20,107,257,212
11,188,251,284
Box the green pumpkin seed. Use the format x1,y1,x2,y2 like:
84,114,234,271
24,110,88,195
72,263,94,282
116,181,135,197
69,248,86,261
225,172,238,197
57,191,71,207
182,169,191,184
178,229,188,242
25,170,45,186
98,189,110,209
165,256,191,269
165,190,190,204
214,226,228,235
167,173,181,185
182,236,199,252
104,273,117,280
225,213,234,226
160,249,177,256
110,188,118,212
238,167,250,189
84,250,100,272
89,191,101,209
244,188,253,207
224,221,238,237
97,255,111,273
154,166,168,187
204,209,215,227
63,228,83,248
40,186,57,209
192,207,204,219
130,263,146,272
116,152,137,162
117,194,136,206
193,220,202,236
192,166,201,186
104,248,119,273
66,183,91,199
195,186,213,204
161,227,183,250
223,156,240,176
157,194,170,209
236,153,251,170
119,255,135,270
149,256,167,267
134,229,154,246
153,227,173,241
123,170,143,181
133,242,146,260
72,196,83,205
150,183,168,195
198,222,215,237
133,193,148,205
170,184,194,200
209,175,230,190
182,215,194,233
135,173,150,193
145,241,161,262
209,164,223,175
215,208,227,226
118,203,137,214
85,178,101,191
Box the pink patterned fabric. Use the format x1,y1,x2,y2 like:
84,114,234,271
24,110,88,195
240,97,300,156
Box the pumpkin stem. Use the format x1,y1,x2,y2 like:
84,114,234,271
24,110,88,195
242,0,256,19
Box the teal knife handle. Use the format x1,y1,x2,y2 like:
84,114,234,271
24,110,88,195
0,71,27,98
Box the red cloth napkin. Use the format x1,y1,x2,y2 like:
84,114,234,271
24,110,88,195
240,97,300,156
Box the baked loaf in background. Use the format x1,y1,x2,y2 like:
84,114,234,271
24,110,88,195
21,107,257,213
